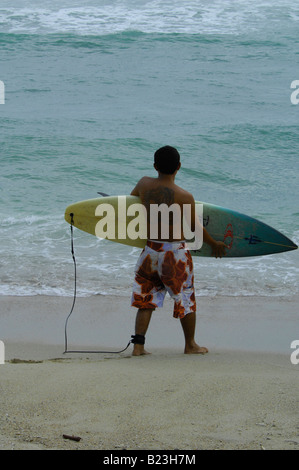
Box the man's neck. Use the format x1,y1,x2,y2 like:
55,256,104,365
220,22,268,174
157,172,176,184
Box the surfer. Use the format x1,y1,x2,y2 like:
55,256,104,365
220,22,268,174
130,146,227,356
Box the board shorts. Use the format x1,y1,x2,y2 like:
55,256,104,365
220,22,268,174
131,240,196,319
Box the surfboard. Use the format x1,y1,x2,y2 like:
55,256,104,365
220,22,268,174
64,195,297,258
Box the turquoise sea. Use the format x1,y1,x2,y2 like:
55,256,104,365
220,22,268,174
0,0,298,298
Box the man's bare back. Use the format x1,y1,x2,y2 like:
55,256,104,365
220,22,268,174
131,174,195,242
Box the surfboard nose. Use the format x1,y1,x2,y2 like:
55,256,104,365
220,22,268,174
277,235,298,253
283,236,298,252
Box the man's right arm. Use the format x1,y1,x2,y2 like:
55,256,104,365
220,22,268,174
188,194,227,258
203,227,227,258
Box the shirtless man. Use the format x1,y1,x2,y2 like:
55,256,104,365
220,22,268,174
130,146,227,356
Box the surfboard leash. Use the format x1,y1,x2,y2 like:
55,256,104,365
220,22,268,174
63,213,133,355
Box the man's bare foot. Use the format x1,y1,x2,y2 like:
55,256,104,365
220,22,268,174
184,343,209,355
132,345,151,356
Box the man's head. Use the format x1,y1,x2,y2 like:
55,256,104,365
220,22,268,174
154,146,181,175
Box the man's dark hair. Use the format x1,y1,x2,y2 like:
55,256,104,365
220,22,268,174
154,146,181,175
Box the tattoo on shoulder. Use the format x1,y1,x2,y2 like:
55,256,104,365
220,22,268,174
144,188,175,207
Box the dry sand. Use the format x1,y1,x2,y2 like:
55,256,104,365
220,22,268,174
0,295,298,450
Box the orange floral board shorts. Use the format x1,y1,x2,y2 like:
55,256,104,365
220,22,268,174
131,240,196,319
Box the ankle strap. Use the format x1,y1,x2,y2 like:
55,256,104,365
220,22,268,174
131,334,145,345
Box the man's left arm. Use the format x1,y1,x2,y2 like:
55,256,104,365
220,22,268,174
131,179,141,196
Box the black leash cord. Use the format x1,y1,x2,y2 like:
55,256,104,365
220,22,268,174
64,213,132,355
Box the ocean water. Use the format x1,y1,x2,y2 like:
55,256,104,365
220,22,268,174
0,0,298,299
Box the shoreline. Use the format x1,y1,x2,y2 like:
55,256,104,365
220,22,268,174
0,294,298,356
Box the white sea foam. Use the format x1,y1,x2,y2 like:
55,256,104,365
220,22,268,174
0,0,298,35
0,215,297,298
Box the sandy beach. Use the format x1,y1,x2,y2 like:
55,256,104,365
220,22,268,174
0,294,298,450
